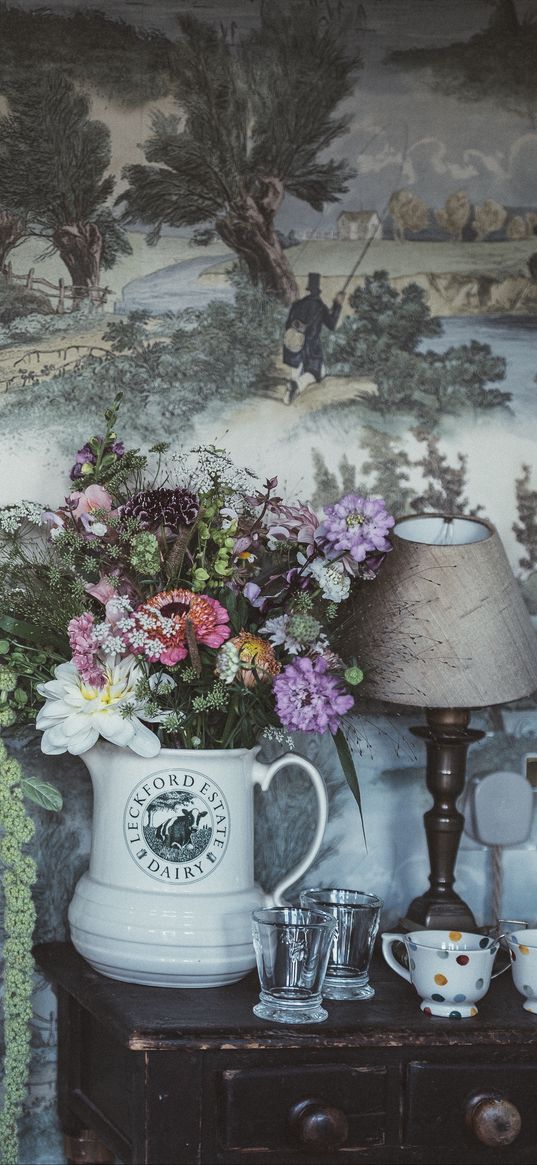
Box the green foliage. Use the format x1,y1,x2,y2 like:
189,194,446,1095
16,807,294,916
331,271,442,366
358,427,414,517
311,450,361,511
514,464,537,573
327,270,510,423
0,741,36,1165
409,428,484,516
311,427,483,523
0,286,53,325
0,738,61,1165
386,0,537,129
0,5,175,107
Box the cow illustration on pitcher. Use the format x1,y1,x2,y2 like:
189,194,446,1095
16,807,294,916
124,767,230,884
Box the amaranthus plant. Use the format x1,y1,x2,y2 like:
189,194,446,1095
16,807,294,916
0,740,61,1165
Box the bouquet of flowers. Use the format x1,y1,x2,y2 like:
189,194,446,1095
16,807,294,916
0,396,394,801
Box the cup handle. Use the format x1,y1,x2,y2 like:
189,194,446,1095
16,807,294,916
491,948,512,978
381,933,412,983
252,752,328,907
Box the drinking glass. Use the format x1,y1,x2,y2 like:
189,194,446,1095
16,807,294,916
300,888,383,1000
251,906,337,1024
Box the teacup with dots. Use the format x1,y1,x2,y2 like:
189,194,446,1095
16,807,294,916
381,929,509,1018
506,929,537,1013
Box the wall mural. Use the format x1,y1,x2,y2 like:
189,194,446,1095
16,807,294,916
1,1,537,1159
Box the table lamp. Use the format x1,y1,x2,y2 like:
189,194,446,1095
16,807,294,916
349,513,537,932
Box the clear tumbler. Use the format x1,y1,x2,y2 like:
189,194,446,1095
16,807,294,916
300,888,382,1000
251,906,337,1024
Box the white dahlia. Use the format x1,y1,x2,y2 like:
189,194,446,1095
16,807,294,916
36,656,165,757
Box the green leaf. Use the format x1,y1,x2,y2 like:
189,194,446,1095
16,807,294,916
334,728,366,848
0,615,65,654
20,775,63,813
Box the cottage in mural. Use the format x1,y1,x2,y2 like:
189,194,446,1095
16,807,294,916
337,210,382,241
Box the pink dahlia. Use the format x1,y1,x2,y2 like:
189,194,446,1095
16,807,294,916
125,588,231,665
273,656,354,735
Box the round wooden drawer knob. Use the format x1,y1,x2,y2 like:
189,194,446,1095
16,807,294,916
465,1090,522,1147
289,1098,349,1150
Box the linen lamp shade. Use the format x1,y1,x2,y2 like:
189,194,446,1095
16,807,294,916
351,514,537,709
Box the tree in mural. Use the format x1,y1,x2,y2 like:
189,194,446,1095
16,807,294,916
409,429,484,516
388,189,429,241
434,191,472,241
118,8,359,302
386,0,537,130
0,208,27,272
0,71,131,305
514,464,537,573
472,199,507,241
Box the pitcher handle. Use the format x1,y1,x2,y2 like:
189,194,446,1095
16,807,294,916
381,933,412,983
252,752,328,907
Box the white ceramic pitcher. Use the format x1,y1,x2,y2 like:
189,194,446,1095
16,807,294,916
68,741,328,987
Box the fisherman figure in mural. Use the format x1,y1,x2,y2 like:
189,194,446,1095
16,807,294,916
282,272,345,405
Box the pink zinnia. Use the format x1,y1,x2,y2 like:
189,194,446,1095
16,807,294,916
125,588,231,665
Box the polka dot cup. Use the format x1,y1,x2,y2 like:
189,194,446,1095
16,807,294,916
381,929,507,1018
506,929,537,1014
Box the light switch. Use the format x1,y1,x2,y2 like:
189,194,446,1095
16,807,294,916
461,771,534,847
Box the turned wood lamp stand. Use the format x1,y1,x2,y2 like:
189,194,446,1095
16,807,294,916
402,708,483,932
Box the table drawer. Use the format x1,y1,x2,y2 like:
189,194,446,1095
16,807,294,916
405,1062,537,1153
219,1062,388,1154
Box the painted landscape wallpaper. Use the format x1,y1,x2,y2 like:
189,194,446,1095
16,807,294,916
1,0,537,1158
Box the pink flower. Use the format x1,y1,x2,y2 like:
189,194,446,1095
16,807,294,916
67,612,105,688
265,501,319,554
69,485,113,521
124,589,231,665
85,576,118,606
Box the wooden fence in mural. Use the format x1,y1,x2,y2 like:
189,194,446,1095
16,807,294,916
1,261,109,312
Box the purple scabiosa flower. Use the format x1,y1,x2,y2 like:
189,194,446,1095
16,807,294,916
315,495,394,572
273,656,354,735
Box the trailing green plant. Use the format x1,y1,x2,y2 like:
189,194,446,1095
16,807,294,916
0,738,61,1165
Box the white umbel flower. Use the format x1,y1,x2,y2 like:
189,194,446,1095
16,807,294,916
36,656,164,757
305,557,351,602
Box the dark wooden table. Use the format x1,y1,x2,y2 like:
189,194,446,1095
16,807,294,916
35,941,537,1165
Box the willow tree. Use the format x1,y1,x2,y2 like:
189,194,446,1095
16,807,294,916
0,71,131,305
118,7,360,303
